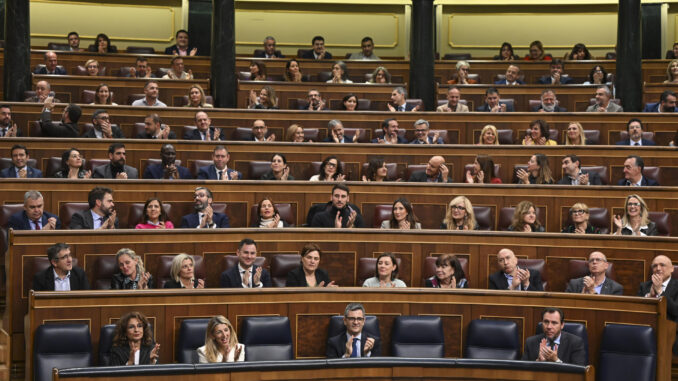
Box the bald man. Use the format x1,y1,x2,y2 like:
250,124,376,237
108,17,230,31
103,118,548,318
489,248,543,291
638,255,678,319
408,156,452,183
565,251,623,295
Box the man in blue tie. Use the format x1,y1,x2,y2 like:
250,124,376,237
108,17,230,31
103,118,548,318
326,303,381,358
522,307,586,365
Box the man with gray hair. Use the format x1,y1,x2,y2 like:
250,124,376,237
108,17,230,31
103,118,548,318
35,51,66,75
586,85,623,112
326,302,381,358
388,86,420,112
324,119,360,143
254,36,284,58
9,190,61,230
532,89,567,112
410,119,443,144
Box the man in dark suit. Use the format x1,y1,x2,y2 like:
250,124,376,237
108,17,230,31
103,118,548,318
196,145,242,180
326,303,381,358
34,51,67,75
142,144,192,179
310,184,365,228
558,155,602,185
40,98,81,138
615,118,656,146
183,111,226,141
536,60,575,85
136,114,176,139
408,155,452,183
69,187,118,229
81,109,124,139
0,104,21,137
387,87,420,112
531,89,567,112
219,238,271,287
476,88,514,112
488,248,543,291
254,36,285,58
643,90,676,113
164,30,198,56
494,64,524,85
180,187,230,228
522,307,586,365
638,255,678,354
565,251,623,294
300,36,332,60
299,89,326,111
324,120,359,143
246,119,275,142
9,190,61,231
92,143,138,179
410,119,444,144
32,243,89,291
371,118,407,144
617,155,659,186
0,144,42,178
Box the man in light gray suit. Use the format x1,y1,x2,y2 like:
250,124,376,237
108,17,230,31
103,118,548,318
565,251,623,295
92,143,138,179
585,85,623,112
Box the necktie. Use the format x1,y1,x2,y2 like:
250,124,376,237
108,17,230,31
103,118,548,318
350,338,359,357
33,220,41,230
243,269,250,287
547,339,555,350
634,142,640,146
18,168,26,178
217,170,223,180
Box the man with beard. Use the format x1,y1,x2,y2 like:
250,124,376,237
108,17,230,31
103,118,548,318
408,155,452,183
69,187,118,229
93,143,138,179
136,114,176,139
310,184,364,228
643,90,677,112
81,109,124,139
0,105,21,137
39,97,81,137
180,187,230,228
142,144,192,179
522,307,586,365
531,89,567,112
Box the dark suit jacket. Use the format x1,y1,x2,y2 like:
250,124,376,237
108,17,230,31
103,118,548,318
488,269,543,291
409,136,445,144
92,163,139,179
286,265,331,287
179,212,230,228
9,210,61,230
565,277,623,295
408,170,452,183
69,210,119,229
615,138,656,146
81,126,124,139
163,278,200,288
110,343,155,366
135,131,177,139
0,125,22,137
254,50,285,58
219,264,271,288
196,165,242,180
310,204,365,228
638,278,678,321
326,330,382,358
300,50,332,59
35,66,67,75
619,221,658,236
643,102,676,112
494,79,525,85
40,110,78,137
371,135,408,144
476,102,515,112
522,331,587,365
164,45,198,55
616,176,659,186
537,75,575,85
0,166,42,178
557,170,602,185
182,127,226,141
531,104,568,112
32,265,89,291
143,163,193,179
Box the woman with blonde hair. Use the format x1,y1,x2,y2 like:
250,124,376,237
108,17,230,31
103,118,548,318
562,203,600,234
248,85,278,109
664,59,678,84
516,154,554,184
84,59,100,76
508,200,544,232
441,196,478,230
613,194,658,236
565,122,586,145
163,253,204,288
478,125,499,145
111,248,152,289
287,124,306,142
184,84,213,108
197,315,244,363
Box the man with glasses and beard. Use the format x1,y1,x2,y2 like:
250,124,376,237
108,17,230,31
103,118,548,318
180,187,230,228
69,187,118,229
93,143,138,179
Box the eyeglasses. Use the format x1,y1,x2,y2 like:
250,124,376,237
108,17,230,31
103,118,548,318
415,129,428,133
345,317,365,322
97,116,110,121
193,193,207,199
627,202,641,207
450,205,465,211
588,258,606,263
56,253,72,261
570,209,588,215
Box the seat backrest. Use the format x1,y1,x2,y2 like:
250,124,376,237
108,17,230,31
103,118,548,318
92,255,117,290
581,166,608,185
0,157,37,170
222,255,266,273
583,130,601,145
361,162,398,181
191,160,213,177
34,323,92,381
619,130,655,143
155,255,205,289
598,324,656,381
517,258,547,289
568,259,615,283
270,254,302,287
328,315,380,339
463,164,501,180
249,161,271,180
423,256,469,284
1,203,24,253
500,99,515,110
240,316,293,361
405,164,427,181
391,316,444,358
357,257,403,286
98,324,116,366
535,322,589,362
345,128,369,143
472,206,493,231
47,42,70,51
316,71,332,82
126,46,156,54
497,129,514,144
128,202,172,229
642,166,661,185
465,319,519,360
177,318,210,363
373,205,392,228
59,203,90,229
232,127,253,141
127,94,145,105
443,53,472,60
249,203,295,227
648,211,671,236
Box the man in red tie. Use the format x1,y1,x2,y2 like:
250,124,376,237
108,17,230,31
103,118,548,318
8,190,60,231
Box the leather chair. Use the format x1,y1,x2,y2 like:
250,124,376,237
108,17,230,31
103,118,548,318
329,98,371,111
471,206,493,231
535,322,589,363
270,254,301,287
1,203,24,252
0,157,37,170
296,49,311,57
86,158,109,173
177,318,210,363
155,68,170,78
47,42,70,51
191,160,213,178
98,324,116,366
74,65,107,76
179,95,214,107
117,66,133,77
373,128,407,140
328,315,380,339
316,71,332,82
345,128,370,143
302,128,320,142
463,163,501,180
92,256,117,290
405,99,423,109
497,206,544,231
497,129,514,144
648,212,671,236
33,64,66,74
583,130,601,145
568,259,615,283
232,127,253,141
253,48,282,57
127,202,173,228
500,99,516,110
581,166,609,185
25,257,79,294
126,46,156,54
127,94,145,105
222,255,266,274
598,324,656,381
238,71,252,81
34,323,92,381
240,316,293,361
405,164,428,181
373,205,391,228
518,258,547,290
155,255,205,288
248,161,271,180
619,130,655,144
249,203,295,227
465,319,519,360
361,162,398,181
182,125,197,138
304,162,322,180
357,257,402,286
562,207,610,234
422,256,469,285
443,53,472,60
391,316,444,358
45,157,63,178
291,98,310,110
81,89,114,104
642,166,661,185
59,202,89,229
